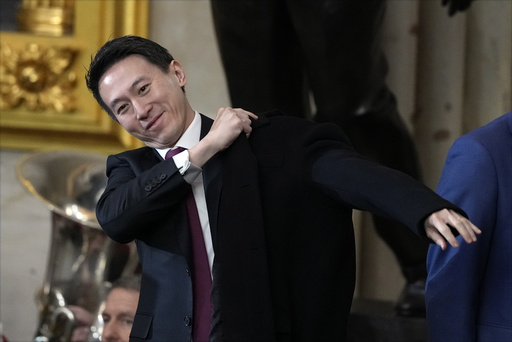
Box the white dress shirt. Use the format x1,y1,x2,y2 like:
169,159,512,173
156,111,214,276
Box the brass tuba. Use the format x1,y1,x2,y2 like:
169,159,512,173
17,150,138,342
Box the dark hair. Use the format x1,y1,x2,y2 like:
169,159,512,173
110,274,141,293
85,35,176,119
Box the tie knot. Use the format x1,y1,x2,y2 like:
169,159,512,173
165,146,186,159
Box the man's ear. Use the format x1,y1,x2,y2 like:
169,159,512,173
170,60,187,87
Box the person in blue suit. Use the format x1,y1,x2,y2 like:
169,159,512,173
426,111,512,341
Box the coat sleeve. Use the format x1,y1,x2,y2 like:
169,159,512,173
96,151,190,243
425,136,497,342
306,122,464,239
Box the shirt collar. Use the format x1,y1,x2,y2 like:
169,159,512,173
156,111,201,159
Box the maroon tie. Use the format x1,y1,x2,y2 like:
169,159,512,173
166,147,212,341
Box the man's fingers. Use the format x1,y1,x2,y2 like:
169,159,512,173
243,123,253,138
446,210,481,244
218,107,258,124
229,107,257,137
426,228,448,251
437,222,460,248
447,214,472,243
234,108,258,123
427,210,459,247
214,106,258,139
247,111,258,119
426,209,481,249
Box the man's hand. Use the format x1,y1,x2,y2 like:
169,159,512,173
209,107,258,145
67,305,94,342
189,107,257,167
425,209,481,250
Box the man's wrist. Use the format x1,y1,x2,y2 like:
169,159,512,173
188,135,221,167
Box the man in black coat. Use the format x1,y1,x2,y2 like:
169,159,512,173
210,0,474,316
86,35,480,341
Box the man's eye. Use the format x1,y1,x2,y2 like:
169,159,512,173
117,104,127,114
102,315,111,323
139,84,149,94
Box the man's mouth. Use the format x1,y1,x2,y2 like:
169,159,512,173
145,113,163,130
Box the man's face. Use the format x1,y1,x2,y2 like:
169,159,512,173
101,288,139,342
99,55,194,149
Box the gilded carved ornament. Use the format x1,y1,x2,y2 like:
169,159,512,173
0,43,79,112
17,0,75,36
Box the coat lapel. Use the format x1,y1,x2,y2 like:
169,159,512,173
206,131,275,340
199,115,223,249
187,113,274,339
199,111,272,251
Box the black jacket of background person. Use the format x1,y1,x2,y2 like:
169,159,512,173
96,110,463,341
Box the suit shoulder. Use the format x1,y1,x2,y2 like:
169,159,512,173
112,146,156,160
250,111,353,153
255,109,343,135
456,113,512,153
106,146,160,173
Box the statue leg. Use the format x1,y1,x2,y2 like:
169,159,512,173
210,0,308,117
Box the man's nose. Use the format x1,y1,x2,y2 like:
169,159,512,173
134,100,150,120
102,323,119,341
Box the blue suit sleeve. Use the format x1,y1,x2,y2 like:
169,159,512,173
426,135,497,342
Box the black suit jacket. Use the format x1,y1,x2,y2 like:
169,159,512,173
97,111,463,341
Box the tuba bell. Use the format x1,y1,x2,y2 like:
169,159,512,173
17,150,139,342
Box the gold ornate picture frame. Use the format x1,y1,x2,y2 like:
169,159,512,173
0,0,148,154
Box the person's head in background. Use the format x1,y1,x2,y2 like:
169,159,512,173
101,275,141,342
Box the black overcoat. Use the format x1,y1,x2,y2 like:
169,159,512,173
97,111,462,341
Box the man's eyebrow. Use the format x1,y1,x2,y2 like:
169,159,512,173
131,76,145,89
108,76,146,111
119,312,135,319
109,98,121,112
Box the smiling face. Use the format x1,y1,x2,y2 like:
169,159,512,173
98,55,195,149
